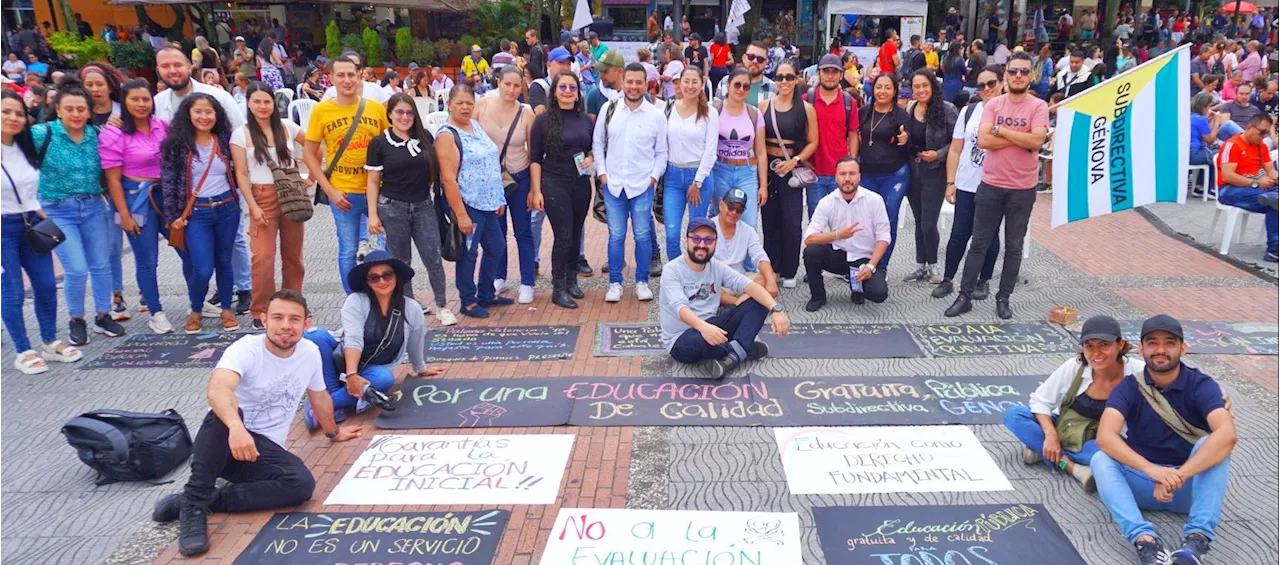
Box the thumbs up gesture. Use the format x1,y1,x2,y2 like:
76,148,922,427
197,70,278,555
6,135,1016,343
897,125,908,146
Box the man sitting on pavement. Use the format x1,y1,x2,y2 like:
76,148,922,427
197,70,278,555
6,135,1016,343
1092,315,1236,565
660,218,790,378
151,290,361,556
802,157,891,312
714,189,780,305
1215,113,1278,263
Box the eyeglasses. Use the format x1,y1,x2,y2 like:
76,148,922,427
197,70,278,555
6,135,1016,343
1007,67,1032,76
724,204,745,214
366,271,396,283
730,82,751,91
745,53,768,63
557,84,579,93
391,109,416,118
978,79,1000,90
687,235,716,245
775,74,797,82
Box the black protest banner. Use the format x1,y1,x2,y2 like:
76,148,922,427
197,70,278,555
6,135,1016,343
424,326,578,362
910,323,1077,357
596,324,666,356
565,376,781,426
81,333,240,370
232,510,509,565
376,378,573,429
1068,319,1278,355
750,375,1040,426
759,323,925,358
814,504,1084,565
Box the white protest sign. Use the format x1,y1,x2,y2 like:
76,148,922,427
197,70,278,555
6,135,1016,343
325,434,574,505
774,426,1012,494
540,508,801,565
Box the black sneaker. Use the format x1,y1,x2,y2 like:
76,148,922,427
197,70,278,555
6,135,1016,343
804,298,826,312
850,292,865,305
68,318,89,346
1170,533,1210,565
152,493,182,523
576,257,593,276
944,294,973,317
1135,537,1171,565
996,298,1013,320
93,313,127,337
362,385,397,412
233,290,251,315
931,279,954,298
1264,250,1279,263
972,279,990,301
746,340,770,361
710,353,741,379
649,255,664,277
1258,192,1280,211
178,503,211,556
251,319,265,331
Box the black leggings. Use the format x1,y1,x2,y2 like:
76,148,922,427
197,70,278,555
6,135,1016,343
541,171,591,288
907,160,947,265
760,157,805,278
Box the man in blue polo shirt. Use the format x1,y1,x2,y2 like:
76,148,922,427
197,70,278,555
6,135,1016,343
1092,314,1236,565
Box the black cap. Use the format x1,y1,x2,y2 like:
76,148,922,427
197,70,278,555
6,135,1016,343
1079,315,1122,344
686,217,717,235
722,188,748,207
1140,314,1184,341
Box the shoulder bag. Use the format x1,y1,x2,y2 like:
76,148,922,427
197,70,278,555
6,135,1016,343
768,101,816,188
497,106,523,198
1135,376,1210,445
1053,363,1099,453
435,125,468,262
168,142,219,252
2,161,64,254
314,98,367,206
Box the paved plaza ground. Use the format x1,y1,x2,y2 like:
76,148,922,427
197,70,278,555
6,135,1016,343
1,192,1276,564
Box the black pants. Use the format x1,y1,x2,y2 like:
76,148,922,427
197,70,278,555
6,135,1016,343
670,298,769,363
183,410,315,513
760,158,805,278
803,245,889,303
907,160,947,265
541,171,591,290
959,182,1036,299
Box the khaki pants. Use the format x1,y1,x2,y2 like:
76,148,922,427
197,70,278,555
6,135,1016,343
248,184,305,318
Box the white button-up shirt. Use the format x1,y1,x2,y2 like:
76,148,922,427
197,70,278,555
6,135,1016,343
154,80,246,131
803,187,892,261
592,98,668,199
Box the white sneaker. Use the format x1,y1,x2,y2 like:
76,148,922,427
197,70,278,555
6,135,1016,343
201,301,222,318
781,278,797,288
635,282,653,301
436,309,459,326
148,312,174,334
518,284,535,304
926,264,943,284
494,278,507,294
605,283,624,302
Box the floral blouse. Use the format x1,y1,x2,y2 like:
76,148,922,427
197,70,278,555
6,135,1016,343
442,120,505,212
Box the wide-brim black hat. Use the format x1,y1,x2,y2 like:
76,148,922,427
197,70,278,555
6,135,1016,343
347,250,415,293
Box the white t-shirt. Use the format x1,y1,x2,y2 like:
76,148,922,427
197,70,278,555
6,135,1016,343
214,334,325,448
1,143,40,214
662,60,685,100
322,82,390,103
3,59,26,79
154,81,247,131
230,121,303,185
951,101,985,193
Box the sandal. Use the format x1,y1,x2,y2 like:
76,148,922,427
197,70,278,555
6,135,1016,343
41,340,84,363
14,350,49,375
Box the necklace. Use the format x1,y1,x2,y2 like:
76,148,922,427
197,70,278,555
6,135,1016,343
868,108,890,146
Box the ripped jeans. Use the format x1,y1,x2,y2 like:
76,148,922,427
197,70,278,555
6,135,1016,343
860,163,911,270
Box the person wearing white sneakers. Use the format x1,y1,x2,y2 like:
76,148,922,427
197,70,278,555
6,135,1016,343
713,189,778,305
593,63,668,303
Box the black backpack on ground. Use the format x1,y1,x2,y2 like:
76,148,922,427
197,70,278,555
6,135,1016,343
61,409,193,485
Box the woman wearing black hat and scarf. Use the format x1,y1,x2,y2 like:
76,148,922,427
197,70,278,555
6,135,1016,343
302,250,443,426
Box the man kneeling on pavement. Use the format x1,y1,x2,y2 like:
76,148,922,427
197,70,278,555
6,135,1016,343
1093,314,1236,565
714,188,780,305
803,157,891,312
152,290,362,556
660,217,790,378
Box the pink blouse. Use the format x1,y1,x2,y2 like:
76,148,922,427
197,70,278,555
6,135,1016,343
98,118,168,179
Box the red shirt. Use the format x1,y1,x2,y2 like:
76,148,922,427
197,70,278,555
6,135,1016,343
878,41,898,74
809,90,860,176
1217,133,1272,187
709,43,731,68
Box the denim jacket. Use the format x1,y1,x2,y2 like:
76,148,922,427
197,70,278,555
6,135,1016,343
158,132,236,223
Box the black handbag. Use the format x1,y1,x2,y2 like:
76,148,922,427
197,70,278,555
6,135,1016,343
3,164,64,254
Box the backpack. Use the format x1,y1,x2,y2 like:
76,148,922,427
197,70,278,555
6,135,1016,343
803,90,857,132
61,409,193,486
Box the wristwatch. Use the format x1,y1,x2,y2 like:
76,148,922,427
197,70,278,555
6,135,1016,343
863,263,877,274
325,429,339,440
991,125,1001,137
770,303,785,313
1252,181,1260,189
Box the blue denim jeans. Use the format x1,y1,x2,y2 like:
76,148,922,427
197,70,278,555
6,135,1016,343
497,168,536,286
332,193,370,295
712,161,759,228
304,328,397,411
233,205,252,292
110,222,124,293
943,188,1000,280
663,164,715,260
1091,436,1230,543
1189,146,1216,190
1,213,58,351
861,164,911,269
807,175,838,220
456,203,505,306
42,194,113,318
1218,185,1279,254
1002,405,1099,469
178,197,239,312
120,179,164,313
670,298,768,363
603,185,654,284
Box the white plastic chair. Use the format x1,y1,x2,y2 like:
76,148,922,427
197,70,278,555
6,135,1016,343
287,98,317,130
1206,154,1268,254
1189,164,1214,201
423,110,450,135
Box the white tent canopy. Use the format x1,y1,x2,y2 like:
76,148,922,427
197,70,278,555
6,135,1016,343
825,0,928,17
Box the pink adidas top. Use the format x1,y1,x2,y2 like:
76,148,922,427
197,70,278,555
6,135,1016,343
98,118,168,179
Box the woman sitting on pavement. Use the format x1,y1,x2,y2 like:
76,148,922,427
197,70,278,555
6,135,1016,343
1003,315,1143,491
303,251,442,427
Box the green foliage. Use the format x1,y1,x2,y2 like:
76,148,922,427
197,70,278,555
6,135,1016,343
47,32,110,68
469,0,528,50
362,27,382,66
340,33,364,60
395,27,413,64
325,20,342,59
109,41,156,70
409,39,436,66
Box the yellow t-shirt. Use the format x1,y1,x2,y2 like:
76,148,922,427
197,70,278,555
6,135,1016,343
305,98,389,194
924,51,939,70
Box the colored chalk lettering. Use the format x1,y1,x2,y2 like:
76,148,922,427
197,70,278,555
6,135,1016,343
540,509,802,565
81,333,240,370
910,323,1077,358
595,323,926,358
425,326,577,362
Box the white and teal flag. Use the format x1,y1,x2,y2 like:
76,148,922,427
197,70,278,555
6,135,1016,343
1051,45,1191,227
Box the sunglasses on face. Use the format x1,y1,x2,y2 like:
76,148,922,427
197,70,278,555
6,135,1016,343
978,79,1000,90
745,53,768,63
725,204,745,215
688,235,716,245
1007,67,1032,76
558,83,578,93
366,271,396,283
730,82,751,91
775,74,797,82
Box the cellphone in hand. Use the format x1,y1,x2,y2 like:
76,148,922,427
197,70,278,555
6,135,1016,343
849,266,863,293
573,152,593,176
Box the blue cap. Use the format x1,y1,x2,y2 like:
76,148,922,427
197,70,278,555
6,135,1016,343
548,47,572,63
686,217,717,235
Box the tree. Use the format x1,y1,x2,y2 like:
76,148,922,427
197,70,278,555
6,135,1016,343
133,5,186,40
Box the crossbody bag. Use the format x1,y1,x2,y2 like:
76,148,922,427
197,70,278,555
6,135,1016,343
2,161,64,253
168,142,220,252
497,105,523,198
1135,377,1210,445
1053,364,1098,453
314,98,367,206
767,101,816,188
